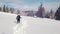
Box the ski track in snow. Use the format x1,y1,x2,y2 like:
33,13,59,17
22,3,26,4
0,12,60,34
14,16,60,34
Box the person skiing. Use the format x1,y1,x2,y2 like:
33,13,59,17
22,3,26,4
16,15,21,23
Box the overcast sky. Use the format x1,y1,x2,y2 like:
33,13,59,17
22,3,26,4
0,0,60,11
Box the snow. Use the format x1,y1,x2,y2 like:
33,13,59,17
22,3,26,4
0,12,17,34
14,14,60,34
0,12,60,34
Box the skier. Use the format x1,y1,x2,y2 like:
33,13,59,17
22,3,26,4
16,15,21,23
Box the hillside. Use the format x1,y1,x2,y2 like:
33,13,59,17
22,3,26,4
0,12,60,34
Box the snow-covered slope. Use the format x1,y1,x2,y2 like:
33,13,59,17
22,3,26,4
13,13,60,34
0,12,17,34
0,12,60,34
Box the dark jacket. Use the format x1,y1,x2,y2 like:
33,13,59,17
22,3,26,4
16,15,21,20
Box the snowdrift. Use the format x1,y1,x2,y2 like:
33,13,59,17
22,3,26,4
13,13,60,34
0,12,17,34
0,12,60,34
